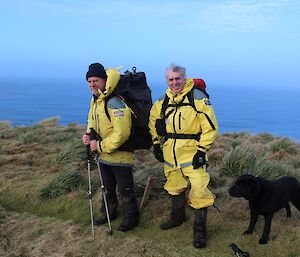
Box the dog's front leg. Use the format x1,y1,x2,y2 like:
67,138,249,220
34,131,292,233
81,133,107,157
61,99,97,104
243,208,258,235
259,214,273,244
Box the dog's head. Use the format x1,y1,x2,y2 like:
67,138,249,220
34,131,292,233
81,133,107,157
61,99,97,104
228,174,261,200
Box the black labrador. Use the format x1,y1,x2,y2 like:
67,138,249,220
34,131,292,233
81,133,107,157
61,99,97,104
228,174,300,244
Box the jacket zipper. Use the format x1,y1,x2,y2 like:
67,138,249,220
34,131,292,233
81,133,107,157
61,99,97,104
94,100,99,133
172,105,178,167
179,112,182,130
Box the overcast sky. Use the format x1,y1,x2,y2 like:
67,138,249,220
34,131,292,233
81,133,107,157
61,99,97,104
0,0,299,89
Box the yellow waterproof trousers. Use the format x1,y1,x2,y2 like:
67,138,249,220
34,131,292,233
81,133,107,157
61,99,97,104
163,164,215,209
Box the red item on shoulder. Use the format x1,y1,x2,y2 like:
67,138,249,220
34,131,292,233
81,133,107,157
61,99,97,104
193,78,206,91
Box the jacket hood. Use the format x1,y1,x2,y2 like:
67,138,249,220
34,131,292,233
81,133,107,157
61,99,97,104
166,78,194,103
97,67,121,99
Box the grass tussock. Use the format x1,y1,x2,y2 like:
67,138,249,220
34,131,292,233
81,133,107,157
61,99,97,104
269,137,298,155
217,135,300,181
0,120,300,257
220,145,257,176
38,170,85,201
53,139,85,165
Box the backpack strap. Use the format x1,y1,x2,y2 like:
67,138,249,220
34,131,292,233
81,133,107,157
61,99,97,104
104,99,110,122
157,84,214,141
160,94,169,118
192,88,216,130
160,85,210,118
187,87,210,113
160,94,191,118
187,89,197,113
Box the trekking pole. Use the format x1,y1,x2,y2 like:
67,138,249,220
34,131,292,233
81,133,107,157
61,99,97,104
89,128,113,235
229,243,250,257
95,154,113,235
86,145,95,237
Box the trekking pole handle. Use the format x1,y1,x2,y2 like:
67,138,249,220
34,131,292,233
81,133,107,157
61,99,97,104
90,128,101,141
86,144,91,159
88,128,102,154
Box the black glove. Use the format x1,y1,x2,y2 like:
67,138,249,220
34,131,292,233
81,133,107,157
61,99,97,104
153,144,164,162
192,150,206,169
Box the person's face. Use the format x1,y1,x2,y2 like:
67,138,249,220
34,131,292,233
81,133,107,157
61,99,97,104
166,70,186,93
87,76,106,95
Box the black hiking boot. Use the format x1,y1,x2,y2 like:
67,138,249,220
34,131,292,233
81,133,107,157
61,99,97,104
94,211,118,226
118,215,139,232
160,192,186,230
193,208,208,249
118,192,139,232
94,197,118,226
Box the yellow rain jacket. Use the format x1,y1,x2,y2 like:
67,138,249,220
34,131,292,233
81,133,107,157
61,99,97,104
87,68,133,166
149,78,218,208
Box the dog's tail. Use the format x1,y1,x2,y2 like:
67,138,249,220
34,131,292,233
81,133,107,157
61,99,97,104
291,179,300,211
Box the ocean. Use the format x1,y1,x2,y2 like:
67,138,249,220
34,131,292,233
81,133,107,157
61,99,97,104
0,78,299,143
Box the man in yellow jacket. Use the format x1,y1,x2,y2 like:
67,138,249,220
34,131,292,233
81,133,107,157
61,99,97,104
149,63,218,248
82,63,139,232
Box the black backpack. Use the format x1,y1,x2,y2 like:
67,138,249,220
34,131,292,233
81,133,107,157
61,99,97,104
104,67,153,151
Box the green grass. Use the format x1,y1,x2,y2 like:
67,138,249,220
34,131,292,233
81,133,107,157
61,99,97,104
38,169,85,201
0,119,300,257
269,138,298,155
219,145,257,176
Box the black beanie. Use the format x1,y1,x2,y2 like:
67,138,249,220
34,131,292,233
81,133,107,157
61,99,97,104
86,63,107,80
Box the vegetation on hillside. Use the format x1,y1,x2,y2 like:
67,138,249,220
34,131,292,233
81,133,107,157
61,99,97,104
0,117,299,257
